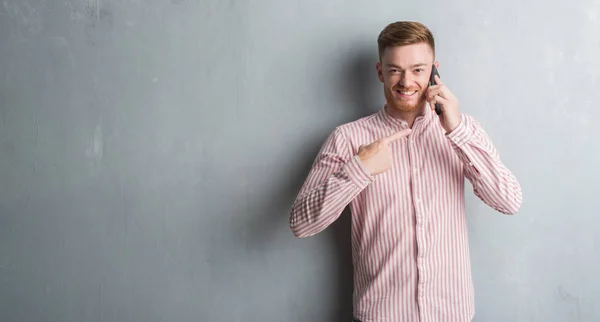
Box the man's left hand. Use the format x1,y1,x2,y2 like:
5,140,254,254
426,75,461,133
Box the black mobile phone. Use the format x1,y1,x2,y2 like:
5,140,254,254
429,65,442,115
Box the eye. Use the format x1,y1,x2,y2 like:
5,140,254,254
414,68,424,73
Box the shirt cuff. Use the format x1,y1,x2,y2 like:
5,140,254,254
445,118,473,147
344,155,375,189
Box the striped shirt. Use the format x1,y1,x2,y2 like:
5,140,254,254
290,105,522,322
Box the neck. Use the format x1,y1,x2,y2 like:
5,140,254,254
385,103,427,128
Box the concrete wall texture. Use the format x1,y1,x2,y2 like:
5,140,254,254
1,0,599,321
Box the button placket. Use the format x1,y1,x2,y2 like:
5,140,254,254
410,139,421,211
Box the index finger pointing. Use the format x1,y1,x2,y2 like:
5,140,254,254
383,128,412,144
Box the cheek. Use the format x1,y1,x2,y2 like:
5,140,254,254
384,75,399,87
411,78,427,91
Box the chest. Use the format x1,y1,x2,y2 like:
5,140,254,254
352,131,464,203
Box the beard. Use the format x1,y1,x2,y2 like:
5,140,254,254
384,86,426,113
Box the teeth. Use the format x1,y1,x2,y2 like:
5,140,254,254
399,90,417,95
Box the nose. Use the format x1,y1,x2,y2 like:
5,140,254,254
398,71,410,87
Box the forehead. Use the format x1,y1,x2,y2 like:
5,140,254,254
381,43,434,67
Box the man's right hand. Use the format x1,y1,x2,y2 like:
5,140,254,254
357,129,412,176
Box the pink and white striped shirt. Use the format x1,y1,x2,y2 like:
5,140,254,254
290,105,522,322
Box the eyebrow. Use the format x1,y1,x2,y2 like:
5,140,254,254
386,63,428,69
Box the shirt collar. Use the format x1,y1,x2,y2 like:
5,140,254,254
377,104,434,133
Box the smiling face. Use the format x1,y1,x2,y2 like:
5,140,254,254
376,42,437,115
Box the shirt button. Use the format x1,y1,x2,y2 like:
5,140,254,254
415,196,421,203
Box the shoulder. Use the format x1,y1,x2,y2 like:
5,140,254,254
317,111,385,155
334,111,382,139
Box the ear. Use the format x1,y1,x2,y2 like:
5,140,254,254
376,62,384,83
434,60,440,69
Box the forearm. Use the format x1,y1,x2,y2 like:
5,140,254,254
446,115,522,214
290,155,373,237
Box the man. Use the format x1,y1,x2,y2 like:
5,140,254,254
289,21,522,322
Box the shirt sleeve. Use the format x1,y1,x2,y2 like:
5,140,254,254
445,114,523,214
290,128,375,238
